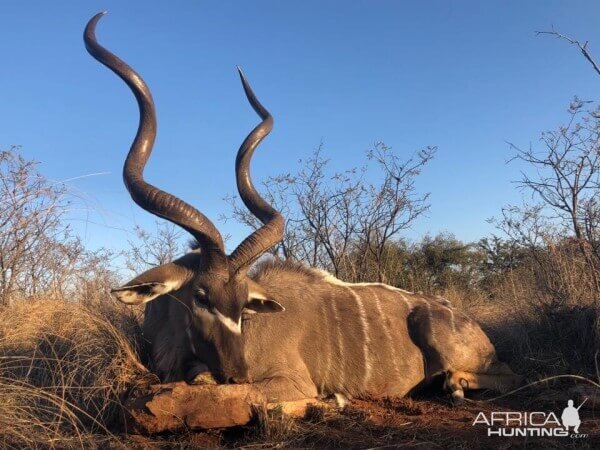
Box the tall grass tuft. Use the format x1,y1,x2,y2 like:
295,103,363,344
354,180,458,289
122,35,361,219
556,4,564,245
0,299,150,448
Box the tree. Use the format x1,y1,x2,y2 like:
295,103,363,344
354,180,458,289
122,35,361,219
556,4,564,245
0,147,70,304
402,233,481,293
123,221,187,275
227,142,435,283
477,235,526,289
506,100,600,292
509,100,600,243
478,235,525,275
0,147,117,304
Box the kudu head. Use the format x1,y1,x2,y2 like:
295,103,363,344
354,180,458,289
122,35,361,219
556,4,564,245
84,12,285,383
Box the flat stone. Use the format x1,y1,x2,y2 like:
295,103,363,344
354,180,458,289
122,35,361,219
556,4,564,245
125,382,266,434
125,382,331,434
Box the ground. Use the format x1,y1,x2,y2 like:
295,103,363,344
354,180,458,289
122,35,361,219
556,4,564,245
121,384,600,449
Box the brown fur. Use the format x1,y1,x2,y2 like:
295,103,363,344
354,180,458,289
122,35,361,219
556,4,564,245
127,257,520,402
239,259,521,401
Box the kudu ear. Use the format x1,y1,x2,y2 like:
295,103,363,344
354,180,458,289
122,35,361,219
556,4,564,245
244,280,285,314
244,297,285,314
111,253,200,305
111,280,183,305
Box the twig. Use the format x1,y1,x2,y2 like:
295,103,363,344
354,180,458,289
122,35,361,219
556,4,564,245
465,374,600,403
537,29,600,76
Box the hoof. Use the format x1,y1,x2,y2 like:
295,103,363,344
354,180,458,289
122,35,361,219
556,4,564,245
188,371,218,385
334,393,349,409
451,389,465,405
184,362,218,385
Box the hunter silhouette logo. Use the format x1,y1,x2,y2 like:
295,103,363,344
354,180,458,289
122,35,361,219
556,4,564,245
473,398,588,438
561,398,587,434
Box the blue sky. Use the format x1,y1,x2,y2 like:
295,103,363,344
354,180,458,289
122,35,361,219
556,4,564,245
1,1,599,259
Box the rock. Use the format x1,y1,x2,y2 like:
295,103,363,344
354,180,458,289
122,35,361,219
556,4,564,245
124,382,330,434
125,382,266,434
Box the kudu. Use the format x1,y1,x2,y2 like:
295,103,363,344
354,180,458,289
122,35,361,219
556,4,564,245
84,12,520,403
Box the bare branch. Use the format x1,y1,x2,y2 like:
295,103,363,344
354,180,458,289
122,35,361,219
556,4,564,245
537,29,600,76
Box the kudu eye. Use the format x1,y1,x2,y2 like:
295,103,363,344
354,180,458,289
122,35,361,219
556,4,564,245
194,288,209,308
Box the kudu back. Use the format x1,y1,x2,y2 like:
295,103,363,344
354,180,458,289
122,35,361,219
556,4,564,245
84,12,520,403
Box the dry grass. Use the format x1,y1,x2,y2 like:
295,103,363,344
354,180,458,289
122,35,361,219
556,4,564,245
464,262,600,379
0,299,151,449
432,242,600,380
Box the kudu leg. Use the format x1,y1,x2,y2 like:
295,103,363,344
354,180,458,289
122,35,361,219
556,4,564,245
254,376,318,403
445,370,522,403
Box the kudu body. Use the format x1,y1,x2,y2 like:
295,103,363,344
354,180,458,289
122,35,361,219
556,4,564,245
142,261,519,401
84,13,520,403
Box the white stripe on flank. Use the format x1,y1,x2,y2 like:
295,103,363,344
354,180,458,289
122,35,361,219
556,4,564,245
449,307,456,333
317,270,413,294
396,291,413,310
426,301,436,344
321,299,333,393
317,270,414,313
433,298,456,333
368,287,400,379
330,295,344,388
346,287,372,388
